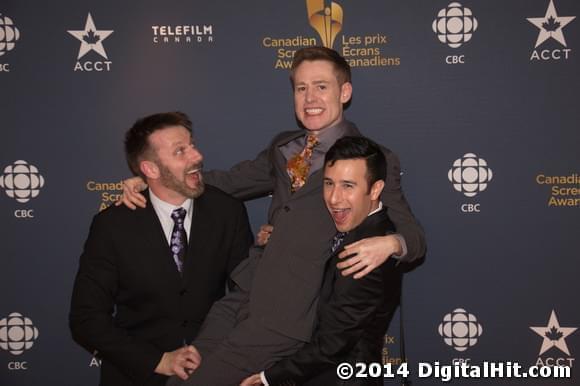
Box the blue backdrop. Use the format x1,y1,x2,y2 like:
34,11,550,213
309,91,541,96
1,1,578,385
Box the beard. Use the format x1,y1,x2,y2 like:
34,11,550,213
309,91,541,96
157,160,205,199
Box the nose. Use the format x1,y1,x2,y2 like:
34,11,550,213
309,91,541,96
188,145,203,164
328,186,342,206
305,87,314,103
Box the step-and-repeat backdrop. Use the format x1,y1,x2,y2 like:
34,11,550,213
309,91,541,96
1,1,578,385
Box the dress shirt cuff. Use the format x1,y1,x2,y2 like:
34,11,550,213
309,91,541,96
390,233,407,260
260,371,270,386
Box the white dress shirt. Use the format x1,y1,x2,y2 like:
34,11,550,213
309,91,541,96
148,189,193,244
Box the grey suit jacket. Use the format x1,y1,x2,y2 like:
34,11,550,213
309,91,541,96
203,120,425,341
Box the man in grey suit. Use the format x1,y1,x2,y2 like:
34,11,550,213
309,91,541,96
122,47,425,385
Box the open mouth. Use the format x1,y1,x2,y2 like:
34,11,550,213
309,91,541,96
330,208,350,225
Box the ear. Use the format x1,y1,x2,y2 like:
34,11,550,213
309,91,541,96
140,160,159,180
369,179,385,201
340,82,353,104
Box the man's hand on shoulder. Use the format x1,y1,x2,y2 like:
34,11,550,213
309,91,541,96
337,234,402,279
155,345,201,380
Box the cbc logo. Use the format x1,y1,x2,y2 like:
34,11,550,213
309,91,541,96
448,153,493,197
0,312,39,355
438,308,483,352
0,13,20,57
433,2,478,48
0,160,45,203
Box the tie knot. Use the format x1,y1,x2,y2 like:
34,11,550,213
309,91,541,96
171,208,187,224
305,134,318,150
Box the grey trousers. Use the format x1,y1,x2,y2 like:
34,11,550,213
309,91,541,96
167,289,304,386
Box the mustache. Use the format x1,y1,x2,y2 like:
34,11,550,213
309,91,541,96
186,162,204,173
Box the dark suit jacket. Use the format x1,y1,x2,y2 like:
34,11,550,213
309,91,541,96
264,209,402,386
69,185,253,386
204,120,423,342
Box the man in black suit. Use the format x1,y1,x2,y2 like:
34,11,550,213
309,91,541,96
241,136,402,386
69,112,253,386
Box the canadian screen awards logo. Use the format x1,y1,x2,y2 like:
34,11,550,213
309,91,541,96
1,312,39,371
448,153,492,213
432,2,478,65
261,0,399,69
0,13,20,72
67,13,113,72
530,310,577,368
527,0,575,61
438,308,483,352
0,160,44,218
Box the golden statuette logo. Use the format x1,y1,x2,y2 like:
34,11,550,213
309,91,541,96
306,0,343,48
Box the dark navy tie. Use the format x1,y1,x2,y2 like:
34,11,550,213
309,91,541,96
331,232,347,253
170,208,187,273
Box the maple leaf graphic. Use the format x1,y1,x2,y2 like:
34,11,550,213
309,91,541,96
542,16,561,32
545,326,563,341
83,29,101,45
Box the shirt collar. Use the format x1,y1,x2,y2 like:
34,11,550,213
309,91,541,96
149,189,193,219
368,201,383,217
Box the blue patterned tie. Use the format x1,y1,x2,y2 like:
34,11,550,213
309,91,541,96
331,232,347,253
170,208,187,274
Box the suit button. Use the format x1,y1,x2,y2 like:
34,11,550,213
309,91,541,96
284,205,290,212
179,289,187,296
182,320,188,327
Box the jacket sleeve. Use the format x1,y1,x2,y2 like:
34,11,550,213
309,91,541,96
380,148,426,262
225,200,255,289
265,259,397,385
69,213,163,385
203,146,275,201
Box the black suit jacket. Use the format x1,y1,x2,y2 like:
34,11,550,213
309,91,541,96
265,209,402,386
69,185,253,386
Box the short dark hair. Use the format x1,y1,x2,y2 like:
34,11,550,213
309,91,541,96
124,112,192,177
324,136,386,190
290,46,351,86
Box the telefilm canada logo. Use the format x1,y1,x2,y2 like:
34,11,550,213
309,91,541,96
432,2,478,65
0,12,20,72
0,312,39,371
530,310,577,368
151,24,214,45
0,160,44,218
447,153,493,213
67,13,113,72
261,0,399,69
527,0,576,61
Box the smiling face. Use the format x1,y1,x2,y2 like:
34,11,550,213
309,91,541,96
323,158,384,232
141,125,204,204
293,60,352,135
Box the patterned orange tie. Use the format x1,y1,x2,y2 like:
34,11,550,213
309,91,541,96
287,134,319,192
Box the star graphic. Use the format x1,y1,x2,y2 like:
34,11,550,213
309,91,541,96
527,0,576,48
530,310,578,356
67,13,113,60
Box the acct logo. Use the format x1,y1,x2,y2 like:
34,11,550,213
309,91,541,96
530,310,577,368
448,153,492,198
527,0,575,61
438,308,483,352
0,312,39,355
67,13,113,72
0,160,45,203
0,13,20,56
